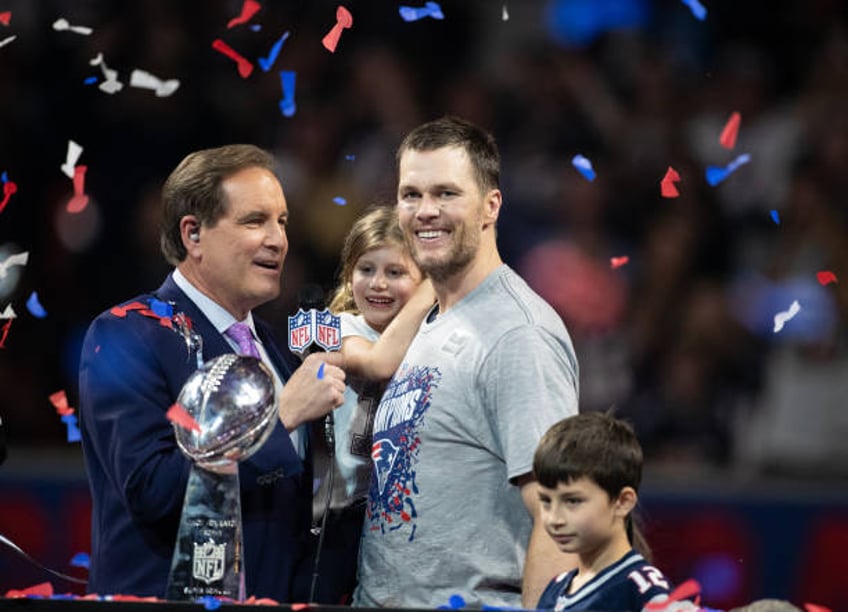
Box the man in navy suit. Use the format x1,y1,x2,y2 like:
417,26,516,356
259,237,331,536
78,144,346,600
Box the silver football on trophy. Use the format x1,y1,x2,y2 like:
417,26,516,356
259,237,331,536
173,354,277,472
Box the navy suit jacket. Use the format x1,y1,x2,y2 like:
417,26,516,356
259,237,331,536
79,274,310,600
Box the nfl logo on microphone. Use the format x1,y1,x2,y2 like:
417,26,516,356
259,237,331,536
288,309,341,353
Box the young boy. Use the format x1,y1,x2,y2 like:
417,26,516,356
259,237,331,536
533,413,697,611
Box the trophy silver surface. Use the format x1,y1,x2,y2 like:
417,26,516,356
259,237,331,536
166,354,277,601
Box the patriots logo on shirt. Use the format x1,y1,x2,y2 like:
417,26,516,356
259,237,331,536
366,364,439,541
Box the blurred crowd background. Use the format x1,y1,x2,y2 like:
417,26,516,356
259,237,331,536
2,0,846,475
1,0,847,606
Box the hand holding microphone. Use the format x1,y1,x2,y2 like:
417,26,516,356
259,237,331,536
279,286,345,436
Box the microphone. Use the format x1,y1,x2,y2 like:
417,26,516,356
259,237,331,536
287,285,342,456
288,285,342,603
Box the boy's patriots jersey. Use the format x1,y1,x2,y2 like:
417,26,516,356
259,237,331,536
536,550,693,611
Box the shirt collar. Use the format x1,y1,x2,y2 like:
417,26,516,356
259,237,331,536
172,268,257,336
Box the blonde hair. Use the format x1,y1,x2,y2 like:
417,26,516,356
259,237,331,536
329,205,410,314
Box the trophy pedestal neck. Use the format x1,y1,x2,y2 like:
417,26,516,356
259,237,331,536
166,463,245,601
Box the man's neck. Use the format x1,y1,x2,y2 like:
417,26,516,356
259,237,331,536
434,247,502,313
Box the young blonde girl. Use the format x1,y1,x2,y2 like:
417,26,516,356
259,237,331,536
310,205,434,604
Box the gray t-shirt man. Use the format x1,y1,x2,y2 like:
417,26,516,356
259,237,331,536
355,265,579,609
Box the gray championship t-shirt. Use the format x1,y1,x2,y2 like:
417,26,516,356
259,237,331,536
355,265,579,609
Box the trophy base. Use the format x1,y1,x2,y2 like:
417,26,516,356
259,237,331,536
166,463,245,601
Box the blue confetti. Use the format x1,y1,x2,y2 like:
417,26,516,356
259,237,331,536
149,298,173,318
83,76,98,85
1,171,7,183
770,210,780,225
250,24,262,32
681,0,707,21
571,154,596,182
278,70,296,117
26,292,48,319
705,153,751,186
317,362,325,380
333,196,347,206
70,552,90,569
345,154,356,161
399,2,445,22
196,596,222,610
61,414,82,443
258,31,290,72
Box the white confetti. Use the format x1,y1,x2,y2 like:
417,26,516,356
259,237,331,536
129,69,180,98
89,53,123,94
61,140,83,179
0,35,16,48
53,17,93,36
773,300,801,333
0,251,28,280
0,304,16,319
502,4,509,20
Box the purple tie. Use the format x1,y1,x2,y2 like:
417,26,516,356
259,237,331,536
225,322,261,359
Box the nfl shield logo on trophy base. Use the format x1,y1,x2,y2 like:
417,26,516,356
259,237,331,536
165,354,278,601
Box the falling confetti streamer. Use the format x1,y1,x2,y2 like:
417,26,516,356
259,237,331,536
322,5,353,53
770,210,780,225
258,31,290,72
571,154,596,182
773,300,801,333
719,111,741,149
227,0,261,29
680,0,707,21
166,402,202,433
61,140,83,179
129,69,180,97
399,2,445,22
69,552,90,569
52,18,93,35
705,153,750,186
278,71,296,117
0,251,28,279
26,291,48,318
816,271,837,286
211,39,254,78
660,166,680,198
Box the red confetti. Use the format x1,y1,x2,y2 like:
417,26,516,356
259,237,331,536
660,166,681,198
719,111,742,150
0,12,10,26
49,390,75,416
212,38,254,78
610,256,629,269
816,270,838,286
644,578,700,610
66,165,90,213
227,0,261,28
322,5,353,53
110,301,150,318
0,179,17,214
804,604,833,612
5,582,54,598
0,318,12,348
166,402,202,433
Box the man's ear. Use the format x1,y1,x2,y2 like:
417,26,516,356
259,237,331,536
614,487,638,518
180,216,201,253
482,189,502,229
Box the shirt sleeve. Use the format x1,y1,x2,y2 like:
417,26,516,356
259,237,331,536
479,325,579,482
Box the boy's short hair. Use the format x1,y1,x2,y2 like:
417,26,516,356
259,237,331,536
533,412,643,499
